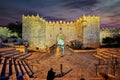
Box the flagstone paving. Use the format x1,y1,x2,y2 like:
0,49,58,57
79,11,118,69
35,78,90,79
0,47,120,80
28,49,99,80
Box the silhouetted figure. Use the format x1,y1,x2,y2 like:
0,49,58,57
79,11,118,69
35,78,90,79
80,75,85,80
99,73,109,80
80,78,85,80
47,68,56,80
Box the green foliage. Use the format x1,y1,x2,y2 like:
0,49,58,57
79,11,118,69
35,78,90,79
9,35,18,38
0,27,18,38
114,34,120,44
0,27,10,38
0,22,22,38
102,34,120,48
7,22,22,38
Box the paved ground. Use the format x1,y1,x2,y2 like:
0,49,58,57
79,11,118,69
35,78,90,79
1,47,120,80
28,48,99,80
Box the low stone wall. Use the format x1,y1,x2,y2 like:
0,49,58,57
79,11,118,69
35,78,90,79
15,45,25,52
28,47,49,53
15,46,49,53
69,48,97,53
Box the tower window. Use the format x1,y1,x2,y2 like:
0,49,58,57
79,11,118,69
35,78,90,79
60,27,62,31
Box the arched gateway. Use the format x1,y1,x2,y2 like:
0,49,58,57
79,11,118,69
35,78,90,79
56,33,66,57
22,15,100,50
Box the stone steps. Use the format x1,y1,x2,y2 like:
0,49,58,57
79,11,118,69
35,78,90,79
9,59,17,80
0,48,33,80
0,58,9,79
13,53,27,60
92,48,120,79
21,61,34,78
2,51,21,58
0,58,5,77
23,77,102,80
13,59,23,79
18,61,30,80
0,48,16,52
0,48,15,56
0,59,33,80
17,53,32,60
93,54,106,61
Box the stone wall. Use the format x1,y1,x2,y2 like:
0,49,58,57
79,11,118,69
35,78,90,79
45,21,76,48
82,15,100,48
100,28,120,45
22,15,100,50
22,15,46,50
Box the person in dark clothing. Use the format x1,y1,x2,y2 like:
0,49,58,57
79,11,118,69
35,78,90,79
80,75,85,80
47,68,56,80
80,78,85,80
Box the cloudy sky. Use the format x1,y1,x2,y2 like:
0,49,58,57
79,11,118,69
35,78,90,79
0,0,120,27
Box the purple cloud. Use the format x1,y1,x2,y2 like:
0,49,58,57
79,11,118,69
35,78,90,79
0,0,120,27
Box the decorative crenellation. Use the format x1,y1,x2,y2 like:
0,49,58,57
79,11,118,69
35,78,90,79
100,27,120,45
75,15,100,48
22,15,76,25
22,14,100,50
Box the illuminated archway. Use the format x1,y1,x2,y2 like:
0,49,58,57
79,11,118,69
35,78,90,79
56,33,66,57
56,33,66,45
58,38,64,45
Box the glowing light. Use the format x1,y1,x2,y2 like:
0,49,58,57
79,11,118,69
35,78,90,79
58,38,64,45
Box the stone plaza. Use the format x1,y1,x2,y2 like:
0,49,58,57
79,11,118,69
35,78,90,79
0,46,120,80
0,15,120,80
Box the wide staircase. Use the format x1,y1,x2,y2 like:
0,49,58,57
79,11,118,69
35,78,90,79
93,48,120,79
0,48,34,80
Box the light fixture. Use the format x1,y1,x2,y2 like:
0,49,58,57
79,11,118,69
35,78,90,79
82,20,87,27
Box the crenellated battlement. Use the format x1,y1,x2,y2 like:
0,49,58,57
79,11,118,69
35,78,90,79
22,14,100,50
23,14,99,26
22,14,46,23
46,21,74,25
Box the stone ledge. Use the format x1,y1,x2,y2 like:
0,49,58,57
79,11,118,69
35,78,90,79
69,48,97,53
14,46,50,53
28,47,50,53
15,45,25,52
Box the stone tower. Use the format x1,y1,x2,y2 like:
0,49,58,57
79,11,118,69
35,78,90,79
22,14,100,50
81,15,100,48
22,14,46,50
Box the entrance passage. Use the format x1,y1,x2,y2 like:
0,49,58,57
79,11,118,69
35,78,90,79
56,38,64,57
57,38,64,46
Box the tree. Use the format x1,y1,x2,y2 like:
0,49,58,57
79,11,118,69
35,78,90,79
114,34,120,44
0,27,10,38
0,27,18,38
102,37,115,45
7,21,22,38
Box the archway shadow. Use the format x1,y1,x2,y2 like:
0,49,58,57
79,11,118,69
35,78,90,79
55,69,72,78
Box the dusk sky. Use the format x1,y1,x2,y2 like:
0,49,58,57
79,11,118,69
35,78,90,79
0,0,120,27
